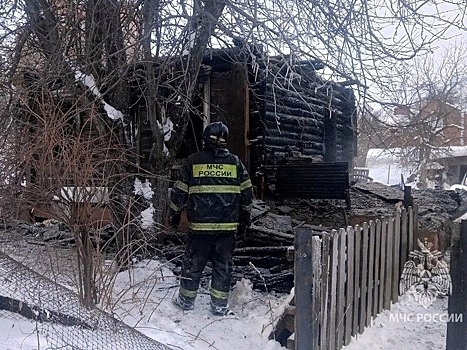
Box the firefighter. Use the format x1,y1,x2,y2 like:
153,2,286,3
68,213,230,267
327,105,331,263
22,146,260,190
168,121,254,315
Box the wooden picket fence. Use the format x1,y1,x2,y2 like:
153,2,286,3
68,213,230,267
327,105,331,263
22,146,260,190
294,206,418,350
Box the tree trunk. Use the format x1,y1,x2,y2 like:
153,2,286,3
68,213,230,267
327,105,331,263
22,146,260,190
167,0,226,155
77,226,97,307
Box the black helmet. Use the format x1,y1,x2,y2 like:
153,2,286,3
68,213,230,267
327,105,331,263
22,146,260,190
203,121,229,148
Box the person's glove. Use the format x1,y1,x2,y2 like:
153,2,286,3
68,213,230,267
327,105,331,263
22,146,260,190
169,212,181,229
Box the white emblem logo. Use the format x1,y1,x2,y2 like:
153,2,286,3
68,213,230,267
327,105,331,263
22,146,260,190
399,238,452,308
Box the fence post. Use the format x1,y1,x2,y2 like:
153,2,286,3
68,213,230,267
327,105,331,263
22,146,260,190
336,228,347,349
365,221,376,327
403,185,413,208
408,206,415,254
413,204,419,249
399,208,408,276
294,227,315,350
372,219,381,318
391,210,401,303
328,230,339,348
359,222,369,333
320,234,331,349
446,220,467,350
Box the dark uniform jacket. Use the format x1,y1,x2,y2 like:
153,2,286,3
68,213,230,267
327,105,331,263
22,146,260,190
169,148,254,233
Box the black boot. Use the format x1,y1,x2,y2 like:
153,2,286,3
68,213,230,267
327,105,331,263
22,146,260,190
172,294,194,311
210,301,234,316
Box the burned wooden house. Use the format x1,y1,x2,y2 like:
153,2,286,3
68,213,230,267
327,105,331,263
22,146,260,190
131,47,357,199
13,46,356,224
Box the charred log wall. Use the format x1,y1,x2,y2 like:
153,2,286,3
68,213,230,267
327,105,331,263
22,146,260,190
333,84,356,167
248,62,357,190
127,49,357,189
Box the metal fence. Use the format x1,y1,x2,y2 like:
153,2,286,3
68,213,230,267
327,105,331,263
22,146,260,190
0,251,172,350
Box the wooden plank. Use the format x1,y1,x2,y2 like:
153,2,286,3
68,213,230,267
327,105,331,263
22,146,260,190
446,221,467,350
366,220,376,327
391,210,401,303
359,222,369,333
400,208,408,276
287,333,295,350
344,226,355,346
294,227,315,350
312,236,322,350
320,234,331,350
384,217,394,310
413,204,419,248
378,218,387,313
408,206,414,254
352,225,361,336
336,228,347,350
372,219,382,317
327,230,339,350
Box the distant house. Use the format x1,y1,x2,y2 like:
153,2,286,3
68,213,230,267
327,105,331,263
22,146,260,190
420,98,466,147
364,98,467,188
432,146,467,185
416,99,467,184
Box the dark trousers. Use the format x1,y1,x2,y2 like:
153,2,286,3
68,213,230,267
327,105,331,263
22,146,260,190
179,233,236,307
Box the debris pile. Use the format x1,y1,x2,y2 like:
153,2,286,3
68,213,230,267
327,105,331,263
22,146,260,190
227,182,466,292
1,182,466,294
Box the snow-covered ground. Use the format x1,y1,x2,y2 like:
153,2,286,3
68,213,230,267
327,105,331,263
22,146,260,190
343,295,448,350
0,230,451,350
0,251,450,350
105,259,290,350
0,252,289,350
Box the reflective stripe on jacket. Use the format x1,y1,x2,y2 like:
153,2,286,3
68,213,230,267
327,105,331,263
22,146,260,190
169,149,253,233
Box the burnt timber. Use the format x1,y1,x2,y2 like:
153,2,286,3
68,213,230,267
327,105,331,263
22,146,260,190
201,49,357,193
131,46,357,195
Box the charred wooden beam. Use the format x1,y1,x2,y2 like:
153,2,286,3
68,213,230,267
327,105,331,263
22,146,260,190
264,111,324,128
234,246,290,255
265,94,327,114
234,255,285,267
265,101,326,119
263,136,324,150
264,127,324,143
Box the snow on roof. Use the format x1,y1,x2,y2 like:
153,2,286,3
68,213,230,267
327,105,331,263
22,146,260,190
73,68,124,122
133,177,154,200
157,118,174,156
367,146,467,165
365,148,405,164
103,102,124,121
54,186,109,203
432,146,467,159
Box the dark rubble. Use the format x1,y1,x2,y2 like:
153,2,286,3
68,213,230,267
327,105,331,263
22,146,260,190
260,181,465,234
224,182,466,292
1,181,465,294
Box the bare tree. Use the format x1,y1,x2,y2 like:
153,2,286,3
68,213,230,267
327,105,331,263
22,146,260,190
360,43,467,188
355,107,389,167
0,0,466,303
2,0,465,164
0,74,135,304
